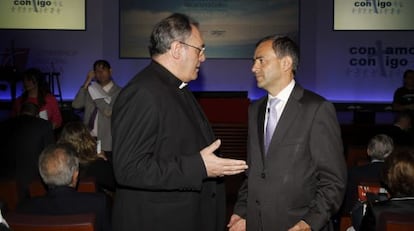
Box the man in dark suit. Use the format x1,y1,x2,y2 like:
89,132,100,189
227,36,347,231
111,13,248,231
0,102,54,200
343,134,393,214
16,143,111,231
344,134,393,230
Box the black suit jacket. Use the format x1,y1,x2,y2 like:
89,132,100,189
111,61,225,231
234,84,347,231
343,161,385,214
16,186,111,231
0,115,54,199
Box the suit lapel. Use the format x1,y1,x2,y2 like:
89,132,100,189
255,99,267,162
267,84,304,154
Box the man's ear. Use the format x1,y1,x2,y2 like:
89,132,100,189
169,41,182,59
281,56,293,72
70,169,79,187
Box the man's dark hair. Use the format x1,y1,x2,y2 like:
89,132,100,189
256,35,300,74
93,60,111,70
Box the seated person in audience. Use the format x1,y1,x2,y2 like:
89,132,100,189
343,134,394,215
16,143,111,231
359,149,414,231
0,102,54,200
57,121,115,193
0,209,10,231
10,68,62,129
383,111,413,146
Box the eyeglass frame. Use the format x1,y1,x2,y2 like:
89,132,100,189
178,41,205,56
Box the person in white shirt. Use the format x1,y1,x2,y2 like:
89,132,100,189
72,60,122,160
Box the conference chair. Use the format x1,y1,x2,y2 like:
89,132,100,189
6,212,96,231
0,179,19,212
346,145,369,168
378,211,414,231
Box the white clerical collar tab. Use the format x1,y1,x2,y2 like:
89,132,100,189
179,82,188,89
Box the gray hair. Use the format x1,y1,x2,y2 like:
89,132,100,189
367,134,394,160
148,13,199,57
38,143,79,187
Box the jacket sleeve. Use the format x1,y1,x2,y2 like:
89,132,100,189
72,87,87,109
111,87,206,191
302,101,347,230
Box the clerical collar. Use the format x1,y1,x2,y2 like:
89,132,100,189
179,82,188,89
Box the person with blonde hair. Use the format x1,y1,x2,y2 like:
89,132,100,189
57,121,115,193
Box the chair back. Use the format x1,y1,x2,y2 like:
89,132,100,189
378,211,414,231
346,145,368,167
0,179,19,212
77,177,97,193
6,213,95,231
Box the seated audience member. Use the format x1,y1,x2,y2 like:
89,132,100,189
10,68,62,129
392,69,414,112
383,111,413,146
16,143,111,231
57,122,115,193
359,149,414,231
342,134,394,230
344,134,394,212
0,102,54,200
0,209,10,231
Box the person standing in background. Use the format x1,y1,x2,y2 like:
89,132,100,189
228,35,347,231
72,60,121,159
392,69,414,111
11,68,62,129
111,13,248,231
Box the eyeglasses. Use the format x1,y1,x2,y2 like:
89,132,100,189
179,41,205,56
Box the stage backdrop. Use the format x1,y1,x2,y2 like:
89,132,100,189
1,0,414,103
119,0,299,58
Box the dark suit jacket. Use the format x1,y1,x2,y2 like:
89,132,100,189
234,84,347,231
343,161,385,214
111,61,225,231
360,198,414,231
16,186,111,231
0,115,54,199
